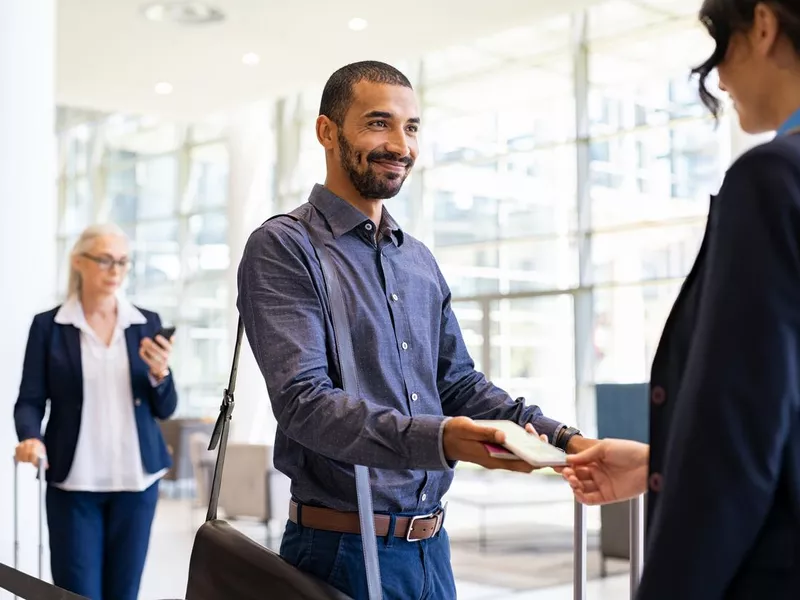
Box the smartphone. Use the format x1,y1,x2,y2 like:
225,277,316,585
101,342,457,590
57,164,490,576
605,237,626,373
479,420,567,468
155,326,176,341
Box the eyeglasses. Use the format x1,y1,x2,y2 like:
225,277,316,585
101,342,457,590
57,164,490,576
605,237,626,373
81,253,131,271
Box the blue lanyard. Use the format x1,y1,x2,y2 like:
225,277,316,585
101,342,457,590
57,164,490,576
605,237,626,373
777,107,800,135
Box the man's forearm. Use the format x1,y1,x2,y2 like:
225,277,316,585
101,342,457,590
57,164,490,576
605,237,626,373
272,383,451,470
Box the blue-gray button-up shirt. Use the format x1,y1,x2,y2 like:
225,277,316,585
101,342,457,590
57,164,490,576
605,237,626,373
237,184,564,513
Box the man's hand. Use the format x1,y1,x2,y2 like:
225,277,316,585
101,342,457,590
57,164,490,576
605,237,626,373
561,438,649,505
15,438,47,468
443,417,540,473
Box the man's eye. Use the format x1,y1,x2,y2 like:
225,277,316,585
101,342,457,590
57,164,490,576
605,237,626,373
370,120,388,128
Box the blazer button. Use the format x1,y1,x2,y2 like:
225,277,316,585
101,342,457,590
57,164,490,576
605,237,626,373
651,386,666,406
649,472,663,492
134,398,142,407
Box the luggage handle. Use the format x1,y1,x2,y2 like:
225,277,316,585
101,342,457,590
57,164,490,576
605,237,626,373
13,451,46,599
573,494,645,599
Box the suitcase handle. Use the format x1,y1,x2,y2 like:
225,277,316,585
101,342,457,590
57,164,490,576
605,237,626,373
573,494,645,599
13,451,46,593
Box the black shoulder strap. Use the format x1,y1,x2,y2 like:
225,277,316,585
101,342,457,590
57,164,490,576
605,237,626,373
205,206,382,600
0,561,87,599
205,314,244,522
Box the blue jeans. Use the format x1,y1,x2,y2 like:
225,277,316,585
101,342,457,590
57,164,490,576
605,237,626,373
280,516,457,600
46,482,159,600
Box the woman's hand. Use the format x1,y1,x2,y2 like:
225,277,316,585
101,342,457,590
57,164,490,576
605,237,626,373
139,334,174,382
15,438,47,468
560,439,650,505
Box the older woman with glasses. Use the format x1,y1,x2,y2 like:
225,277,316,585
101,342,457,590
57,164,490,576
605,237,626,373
13,222,178,600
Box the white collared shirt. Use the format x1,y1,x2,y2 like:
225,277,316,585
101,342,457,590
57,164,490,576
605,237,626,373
54,295,167,492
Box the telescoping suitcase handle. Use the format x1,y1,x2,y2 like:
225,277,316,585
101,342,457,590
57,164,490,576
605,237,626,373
12,453,46,600
572,495,645,600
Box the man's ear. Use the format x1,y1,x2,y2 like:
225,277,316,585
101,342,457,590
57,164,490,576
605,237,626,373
316,115,337,150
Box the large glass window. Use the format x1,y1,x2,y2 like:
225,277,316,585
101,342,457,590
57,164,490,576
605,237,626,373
405,0,733,427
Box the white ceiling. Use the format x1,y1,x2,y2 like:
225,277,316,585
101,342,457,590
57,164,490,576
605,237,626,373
57,0,604,120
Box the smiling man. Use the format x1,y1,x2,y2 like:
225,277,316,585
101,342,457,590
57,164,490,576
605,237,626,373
236,61,591,599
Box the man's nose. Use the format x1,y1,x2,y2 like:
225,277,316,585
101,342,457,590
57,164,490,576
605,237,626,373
385,129,410,159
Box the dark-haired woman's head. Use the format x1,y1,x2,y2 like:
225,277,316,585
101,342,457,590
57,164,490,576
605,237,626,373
693,1,800,133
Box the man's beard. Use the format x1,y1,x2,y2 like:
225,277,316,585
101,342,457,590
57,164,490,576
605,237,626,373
338,131,413,200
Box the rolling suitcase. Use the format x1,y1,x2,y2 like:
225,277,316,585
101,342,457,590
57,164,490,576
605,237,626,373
572,494,645,599
2,456,88,600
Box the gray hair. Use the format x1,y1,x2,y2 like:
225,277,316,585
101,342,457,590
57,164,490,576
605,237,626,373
67,223,128,298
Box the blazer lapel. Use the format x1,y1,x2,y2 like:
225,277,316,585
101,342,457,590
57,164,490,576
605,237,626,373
63,325,82,380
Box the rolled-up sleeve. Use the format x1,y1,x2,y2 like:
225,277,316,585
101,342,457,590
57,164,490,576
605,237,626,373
237,221,449,471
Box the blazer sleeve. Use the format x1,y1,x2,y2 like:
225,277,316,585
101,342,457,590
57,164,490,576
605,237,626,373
637,149,800,598
146,312,178,420
14,317,49,441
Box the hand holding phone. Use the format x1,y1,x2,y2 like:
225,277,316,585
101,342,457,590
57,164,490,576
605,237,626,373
156,326,176,343
140,325,176,380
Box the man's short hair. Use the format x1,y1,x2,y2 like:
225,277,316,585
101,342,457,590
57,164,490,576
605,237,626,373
319,61,413,126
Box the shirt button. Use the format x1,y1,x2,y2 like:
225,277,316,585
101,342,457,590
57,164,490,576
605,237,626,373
364,223,373,231
649,472,663,492
401,341,409,350
651,386,666,406
390,293,399,302
421,493,427,502
134,398,142,407
411,393,419,402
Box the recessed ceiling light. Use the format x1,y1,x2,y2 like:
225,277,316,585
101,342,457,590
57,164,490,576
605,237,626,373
241,52,261,66
142,4,166,21
348,17,368,31
141,2,225,25
154,82,173,95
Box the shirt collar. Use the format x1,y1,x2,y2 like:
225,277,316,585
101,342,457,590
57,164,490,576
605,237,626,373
777,106,800,136
55,294,147,330
308,184,405,246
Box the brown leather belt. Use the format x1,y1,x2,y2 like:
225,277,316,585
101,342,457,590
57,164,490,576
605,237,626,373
288,501,445,542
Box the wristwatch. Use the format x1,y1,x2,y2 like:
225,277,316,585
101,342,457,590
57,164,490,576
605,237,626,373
554,425,582,451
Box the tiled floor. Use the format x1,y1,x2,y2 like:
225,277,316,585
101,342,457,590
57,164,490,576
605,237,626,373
1,466,632,600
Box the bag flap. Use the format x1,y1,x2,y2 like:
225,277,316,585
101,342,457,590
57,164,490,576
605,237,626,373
185,520,352,600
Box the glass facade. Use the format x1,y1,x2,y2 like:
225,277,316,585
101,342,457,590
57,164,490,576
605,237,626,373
56,0,750,429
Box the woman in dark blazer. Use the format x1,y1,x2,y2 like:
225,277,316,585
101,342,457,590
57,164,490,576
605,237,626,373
562,1,800,598
14,223,178,600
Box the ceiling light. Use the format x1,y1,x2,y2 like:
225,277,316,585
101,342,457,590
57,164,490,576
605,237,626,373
154,82,173,95
141,2,225,25
348,17,368,31
241,52,261,66
142,4,166,21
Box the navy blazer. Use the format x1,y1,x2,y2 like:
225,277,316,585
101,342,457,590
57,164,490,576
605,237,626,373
638,135,800,598
13,305,178,484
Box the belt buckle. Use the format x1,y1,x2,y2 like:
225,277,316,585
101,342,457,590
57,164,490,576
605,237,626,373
406,504,446,542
